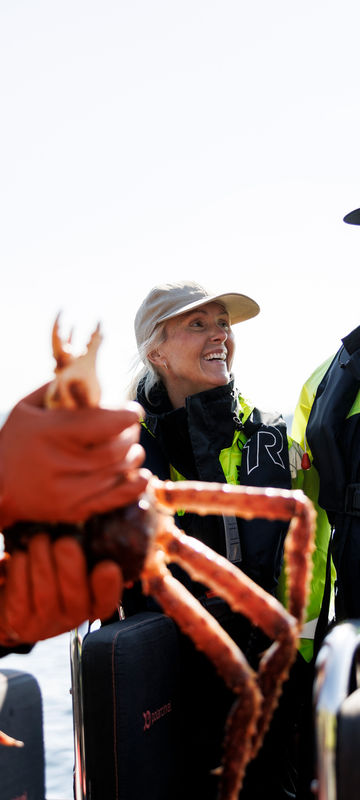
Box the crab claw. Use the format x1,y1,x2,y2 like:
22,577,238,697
46,316,103,408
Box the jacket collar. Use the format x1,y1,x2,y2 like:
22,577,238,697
137,377,238,433
137,378,241,481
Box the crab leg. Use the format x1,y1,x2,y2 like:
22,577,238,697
0,729,24,747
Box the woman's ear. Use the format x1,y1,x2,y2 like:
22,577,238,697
148,349,162,367
148,350,169,371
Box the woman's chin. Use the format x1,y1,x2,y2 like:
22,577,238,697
202,368,231,389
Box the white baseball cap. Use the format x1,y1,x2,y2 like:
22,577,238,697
135,280,260,350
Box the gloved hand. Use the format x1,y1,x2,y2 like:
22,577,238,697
0,532,124,644
0,384,150,528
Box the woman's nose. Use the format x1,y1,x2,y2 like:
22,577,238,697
210,324,227,341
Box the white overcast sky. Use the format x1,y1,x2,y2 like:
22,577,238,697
1,0,360,416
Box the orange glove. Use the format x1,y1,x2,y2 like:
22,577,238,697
0,532,124,645
0,384,150,529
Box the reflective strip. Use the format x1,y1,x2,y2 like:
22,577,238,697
222,515,242,564
299,617,319,639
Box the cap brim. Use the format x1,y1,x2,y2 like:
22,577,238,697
158,292,260,326
343,208,360,225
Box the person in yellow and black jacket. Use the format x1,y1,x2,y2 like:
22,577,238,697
292,206,360,639
289,329,360,798
294,326,360,627
122,280,320,800
286,206,360,798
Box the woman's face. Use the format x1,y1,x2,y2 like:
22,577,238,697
155,301,235,407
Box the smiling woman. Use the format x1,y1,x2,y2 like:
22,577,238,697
128,281,259,403
117,280,305,799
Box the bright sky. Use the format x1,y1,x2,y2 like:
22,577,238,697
1,0,360,417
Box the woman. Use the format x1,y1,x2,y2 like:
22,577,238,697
124,280,298,799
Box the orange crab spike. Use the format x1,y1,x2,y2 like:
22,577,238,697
51,312,74,370
0,729,24,748
46,316,103,408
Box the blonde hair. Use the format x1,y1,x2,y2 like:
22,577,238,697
126,322,167,402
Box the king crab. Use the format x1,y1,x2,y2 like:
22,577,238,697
2,317,316,800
